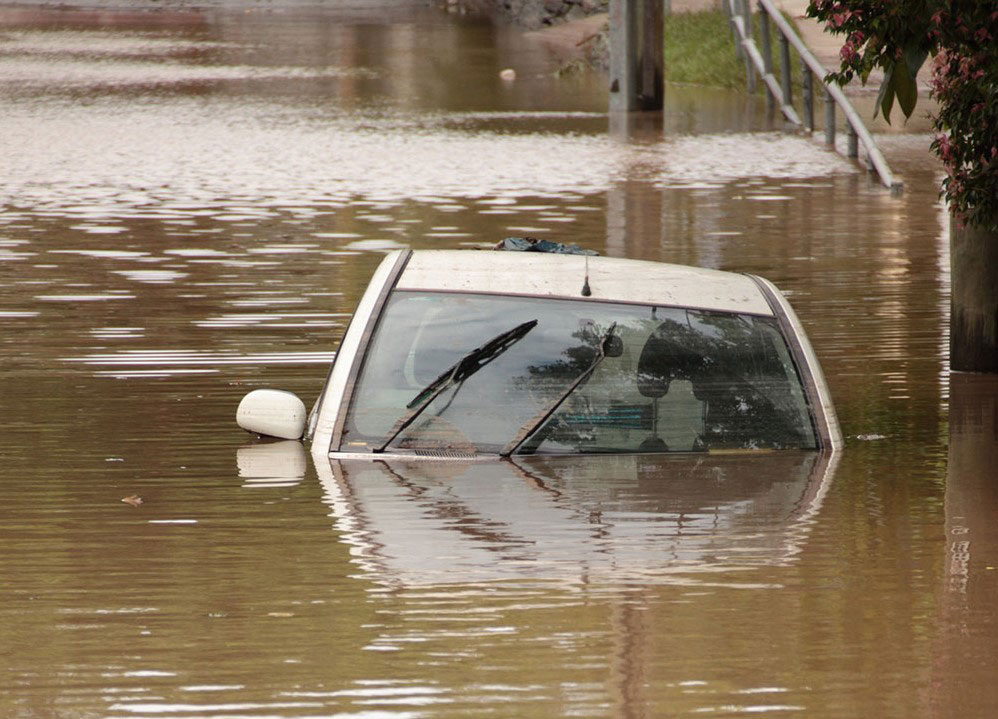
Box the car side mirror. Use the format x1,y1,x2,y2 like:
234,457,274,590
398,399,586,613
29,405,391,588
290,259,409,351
236,389,307,440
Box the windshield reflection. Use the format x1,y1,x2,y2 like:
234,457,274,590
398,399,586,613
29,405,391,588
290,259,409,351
342,291,818,454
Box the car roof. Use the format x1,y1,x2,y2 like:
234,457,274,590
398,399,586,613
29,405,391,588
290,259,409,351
395,250,774,316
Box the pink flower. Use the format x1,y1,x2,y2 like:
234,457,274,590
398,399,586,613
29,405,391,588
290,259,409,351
936,133,953,163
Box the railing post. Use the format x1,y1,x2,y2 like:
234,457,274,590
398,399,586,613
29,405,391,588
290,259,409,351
725,0,743,60
801,57,813,131
757,3,773,112
824,88,835,146
847,125,858,158
741,0,901,190
758,2,772,74
740,0,755,92
778,34,792,107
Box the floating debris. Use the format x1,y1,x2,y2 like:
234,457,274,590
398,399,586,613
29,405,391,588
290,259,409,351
121,495,143,507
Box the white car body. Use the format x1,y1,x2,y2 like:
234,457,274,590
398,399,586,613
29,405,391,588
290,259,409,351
239,249,842,460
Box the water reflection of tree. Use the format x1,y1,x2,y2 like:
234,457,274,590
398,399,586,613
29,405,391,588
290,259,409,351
642,315,811,449
524,321,606,383
508,311,814,452
514,322,610,451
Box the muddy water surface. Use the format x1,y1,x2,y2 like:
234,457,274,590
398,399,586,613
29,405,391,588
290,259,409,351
1,4,996,718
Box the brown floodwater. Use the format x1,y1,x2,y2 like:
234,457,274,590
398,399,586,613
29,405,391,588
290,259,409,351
1,3,996,718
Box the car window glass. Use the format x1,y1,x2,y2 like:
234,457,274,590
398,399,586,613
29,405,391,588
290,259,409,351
341,291,818,454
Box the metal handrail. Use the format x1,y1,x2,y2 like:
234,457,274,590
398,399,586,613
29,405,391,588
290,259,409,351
723,0,902,193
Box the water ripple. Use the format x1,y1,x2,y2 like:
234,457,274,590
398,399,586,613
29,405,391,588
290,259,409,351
61,350,335,367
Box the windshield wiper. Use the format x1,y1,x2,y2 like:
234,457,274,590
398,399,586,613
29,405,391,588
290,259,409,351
500,322,617,457
372,319,538,453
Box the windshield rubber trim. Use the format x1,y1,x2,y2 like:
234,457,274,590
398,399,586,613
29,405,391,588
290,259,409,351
330,248,413,452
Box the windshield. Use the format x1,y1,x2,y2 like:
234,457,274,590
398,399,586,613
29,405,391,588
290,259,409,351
340,291,818,454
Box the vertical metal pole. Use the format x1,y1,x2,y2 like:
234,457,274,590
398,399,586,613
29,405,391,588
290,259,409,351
824,88,836,146
740,0,755,92
846,125,858,157
727,0,743,60
744,55,756,93
801,58,813,131
758,2,772,75
758,3,773,112
779,34,792,107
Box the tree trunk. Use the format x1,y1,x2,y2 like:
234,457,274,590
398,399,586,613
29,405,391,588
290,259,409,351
951,219,998,372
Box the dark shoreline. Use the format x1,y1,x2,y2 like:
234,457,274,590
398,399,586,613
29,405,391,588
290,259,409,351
444,0,607,30
1,0,604,24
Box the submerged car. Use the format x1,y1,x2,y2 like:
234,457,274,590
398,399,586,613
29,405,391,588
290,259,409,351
237,247,841,459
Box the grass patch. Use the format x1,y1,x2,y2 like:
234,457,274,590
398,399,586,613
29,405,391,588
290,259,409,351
665,10,747,89
664,9,804,94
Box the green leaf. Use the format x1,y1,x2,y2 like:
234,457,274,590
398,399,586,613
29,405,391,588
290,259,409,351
893,59,917,118
900,45,929,117
892,45,927,119
904,45,929,81
875,63,895,124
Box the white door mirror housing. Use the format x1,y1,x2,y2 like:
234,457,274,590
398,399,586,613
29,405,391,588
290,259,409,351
236,389,307,440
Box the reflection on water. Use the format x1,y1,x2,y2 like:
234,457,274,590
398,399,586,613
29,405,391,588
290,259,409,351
0,2,990,718
933,375,998,719
322,452,836,587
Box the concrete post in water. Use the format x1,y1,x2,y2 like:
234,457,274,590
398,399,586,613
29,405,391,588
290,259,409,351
846,126,858,158
609,0,664,112
951,221,998,372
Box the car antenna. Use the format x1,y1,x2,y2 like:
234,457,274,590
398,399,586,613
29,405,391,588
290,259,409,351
581,256,591,297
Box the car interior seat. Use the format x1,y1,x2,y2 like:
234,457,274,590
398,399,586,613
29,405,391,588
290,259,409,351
637,319,714,453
